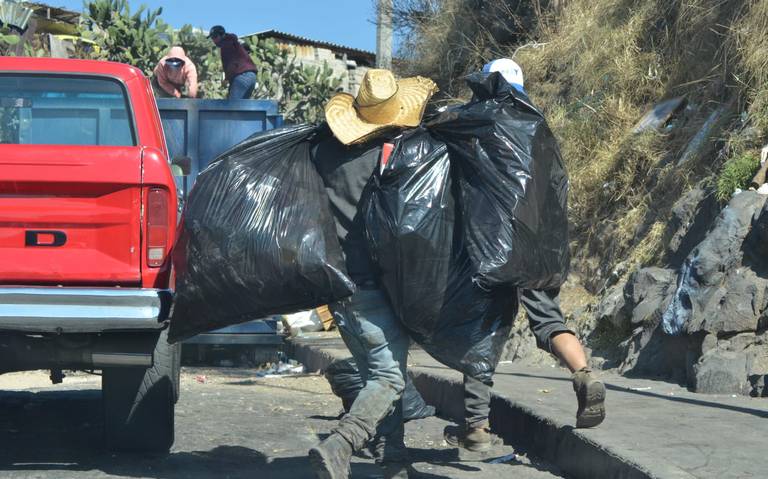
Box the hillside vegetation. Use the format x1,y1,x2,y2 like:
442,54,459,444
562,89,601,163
395,0,768,291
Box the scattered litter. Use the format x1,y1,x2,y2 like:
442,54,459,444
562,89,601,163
538,389,551,394
256,360,306,378
486,451,534,466
282,310,324,336
195,375,207,384
498,360,513,365
631,97,686,134
662,254,696,335
757,183,768,195
487,452,523,464
630,386,652,391
677,103,732,167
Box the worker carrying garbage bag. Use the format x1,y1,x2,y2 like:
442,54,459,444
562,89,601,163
169,124,356,343
309,69,439,479
428,70,570,290
363,127,518,383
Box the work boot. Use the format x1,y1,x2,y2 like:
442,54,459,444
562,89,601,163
572,367,606,428
443,420,492,452
308,433,353,479
381,462,411,479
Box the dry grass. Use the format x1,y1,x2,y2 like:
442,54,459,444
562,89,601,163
396,0,768,288
513,0,749,284
732,0,768,136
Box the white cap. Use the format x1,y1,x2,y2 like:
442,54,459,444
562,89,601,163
482,58,524,90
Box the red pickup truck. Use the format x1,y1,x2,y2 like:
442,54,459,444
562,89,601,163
0,57,179,452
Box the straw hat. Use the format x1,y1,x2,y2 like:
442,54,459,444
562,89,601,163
325,69,438,145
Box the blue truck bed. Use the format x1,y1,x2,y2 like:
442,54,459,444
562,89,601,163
157,98,284,344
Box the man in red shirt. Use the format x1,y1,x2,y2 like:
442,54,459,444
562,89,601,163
208,25,257,100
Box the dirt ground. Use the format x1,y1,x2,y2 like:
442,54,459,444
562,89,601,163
0,366,563,478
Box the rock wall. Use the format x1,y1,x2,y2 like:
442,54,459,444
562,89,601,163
593,191,768,396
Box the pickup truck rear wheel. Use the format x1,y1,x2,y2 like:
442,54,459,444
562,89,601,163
103,329,180,452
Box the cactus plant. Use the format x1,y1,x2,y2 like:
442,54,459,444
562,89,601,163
8,0,343,124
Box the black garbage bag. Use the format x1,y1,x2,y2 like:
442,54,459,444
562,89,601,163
428,71,570,290
401,377,437,421
169,124,356,343
363,128,517,382
325,357,436,421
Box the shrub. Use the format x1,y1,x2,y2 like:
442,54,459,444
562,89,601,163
716,152,760,202
82,0,171,75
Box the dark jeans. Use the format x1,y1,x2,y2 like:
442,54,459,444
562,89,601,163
330,289,410,464
228,71,256,99
464,288,574,425
464,375,493,426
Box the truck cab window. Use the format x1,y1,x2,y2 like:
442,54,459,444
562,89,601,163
0,75,135,146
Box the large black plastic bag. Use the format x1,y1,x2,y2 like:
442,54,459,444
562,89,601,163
169,125,355,343
428,72,570,290
363,128,517,382
324,357,436,421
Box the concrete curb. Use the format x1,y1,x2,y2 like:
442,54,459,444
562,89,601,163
287,338,695,479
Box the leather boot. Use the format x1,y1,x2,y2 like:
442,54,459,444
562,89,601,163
443,420,492,452
308,433,353,479
572,367,606,428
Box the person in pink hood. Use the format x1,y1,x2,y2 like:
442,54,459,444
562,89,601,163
152,46,199,98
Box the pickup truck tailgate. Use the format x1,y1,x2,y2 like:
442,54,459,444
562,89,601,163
0,145,143,284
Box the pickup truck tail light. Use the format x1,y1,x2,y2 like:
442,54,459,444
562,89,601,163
146,188,169,267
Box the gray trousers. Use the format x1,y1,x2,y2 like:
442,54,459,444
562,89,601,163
330,288,410,464
464,288,574,425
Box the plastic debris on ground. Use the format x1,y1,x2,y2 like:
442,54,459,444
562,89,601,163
282,310,324,336
169,125,355,343
427,71,570,290
486,452,527,465
256,360,306,378
363,127,516,382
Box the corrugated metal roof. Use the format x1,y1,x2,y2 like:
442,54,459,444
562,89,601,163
26,2,81,24
245,29,376,64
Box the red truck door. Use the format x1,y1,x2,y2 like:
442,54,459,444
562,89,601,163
0,74,143,285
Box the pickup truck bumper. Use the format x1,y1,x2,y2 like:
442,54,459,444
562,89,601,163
0,287,172,334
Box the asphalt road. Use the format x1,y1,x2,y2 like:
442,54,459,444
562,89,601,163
0,368,563,478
